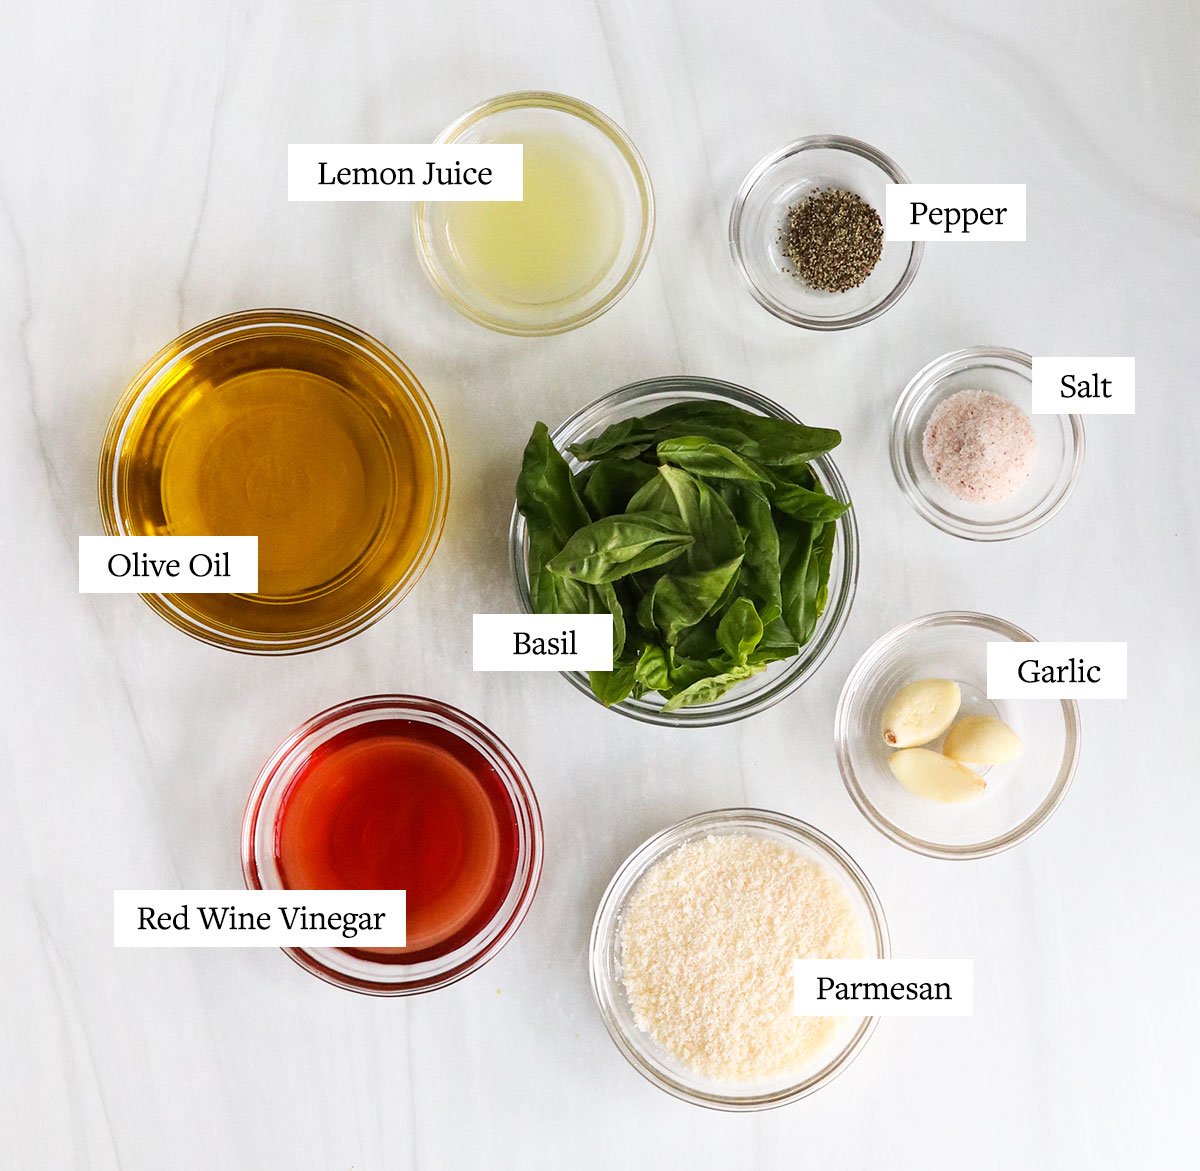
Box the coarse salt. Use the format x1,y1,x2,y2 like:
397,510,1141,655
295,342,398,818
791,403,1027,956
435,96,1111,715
618,833,865,1084
922,389,1037,503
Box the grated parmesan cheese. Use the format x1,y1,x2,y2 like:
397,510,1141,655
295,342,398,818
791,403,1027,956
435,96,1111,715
618,832,865,1083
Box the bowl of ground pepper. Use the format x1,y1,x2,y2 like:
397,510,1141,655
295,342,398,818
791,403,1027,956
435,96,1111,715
730,135,922,330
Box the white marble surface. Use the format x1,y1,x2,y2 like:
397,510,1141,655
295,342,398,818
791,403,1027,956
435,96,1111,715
2,1,1196,1167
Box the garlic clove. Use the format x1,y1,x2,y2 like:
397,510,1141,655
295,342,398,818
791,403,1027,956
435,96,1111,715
943,715,1023,765
880,679,961,748
888,748,986,803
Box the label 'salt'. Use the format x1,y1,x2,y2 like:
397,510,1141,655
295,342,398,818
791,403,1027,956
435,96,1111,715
884,184,1026,241
473,613,614,671
1032,356,1135,414
114,889,406,948
79,537,258,593
794,959,974,1017
987,641,1127,699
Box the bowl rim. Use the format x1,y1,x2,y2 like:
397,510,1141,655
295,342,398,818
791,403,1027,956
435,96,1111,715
588,807,890,1110
97,307,450,655
889,345,1086,542
729,133,923,331
411,90,656,336
508,375,859,726
834,610,1082,859
240,694,543,995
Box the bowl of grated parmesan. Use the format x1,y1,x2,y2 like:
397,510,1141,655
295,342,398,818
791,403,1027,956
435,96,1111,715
589,809,888,1109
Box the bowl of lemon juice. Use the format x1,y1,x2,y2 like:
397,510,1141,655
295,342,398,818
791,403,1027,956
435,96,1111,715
414,92,654,335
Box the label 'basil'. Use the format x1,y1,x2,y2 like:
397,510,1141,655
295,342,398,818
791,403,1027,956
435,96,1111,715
517,401,847,709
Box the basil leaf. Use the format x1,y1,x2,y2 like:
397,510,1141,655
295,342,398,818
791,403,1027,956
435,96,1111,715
634,645,671,692
569,401,840,468
658,466,744,570
720,481,782,616
517,423,593,612
582,458,658,519
546,512,693,583
589,658,638,707
661,663,765,711
717,597,764,664
625,469,677,515
636,557,744,645
770,481,850,523
777,516,817,643
657,436,772,484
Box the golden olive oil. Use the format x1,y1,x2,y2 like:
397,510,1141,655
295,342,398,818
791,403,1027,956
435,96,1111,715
109,317,443,647
441,130,622,305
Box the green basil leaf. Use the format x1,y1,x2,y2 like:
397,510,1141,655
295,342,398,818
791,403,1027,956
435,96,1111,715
569,401,840,468
716,597,764,664
581,458,658,519
589,658,638,707
658,466,745,570
633,644,671,692
656,436,772,484
661,662,765,711
777,516,817,643
546,512,693,584
636,557,743,645
770,481,850,523
625,469,677,515
720,481,782,616
518,423,593,612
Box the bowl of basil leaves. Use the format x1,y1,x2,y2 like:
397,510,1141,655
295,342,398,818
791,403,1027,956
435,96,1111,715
510,377,858,726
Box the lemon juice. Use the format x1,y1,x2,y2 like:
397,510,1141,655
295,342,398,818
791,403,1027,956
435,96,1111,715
442,130,622,306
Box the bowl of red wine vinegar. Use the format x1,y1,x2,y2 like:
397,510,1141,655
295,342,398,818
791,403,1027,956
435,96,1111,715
242,696,542,994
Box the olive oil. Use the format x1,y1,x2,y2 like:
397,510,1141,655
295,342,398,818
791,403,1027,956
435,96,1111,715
441,130,622,306
106,314,445,649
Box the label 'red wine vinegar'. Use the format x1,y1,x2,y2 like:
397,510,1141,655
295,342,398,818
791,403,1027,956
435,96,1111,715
275,719,520,963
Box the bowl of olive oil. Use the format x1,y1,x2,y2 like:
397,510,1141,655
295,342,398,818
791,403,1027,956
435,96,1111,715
414,92,655,335
99,309,449,653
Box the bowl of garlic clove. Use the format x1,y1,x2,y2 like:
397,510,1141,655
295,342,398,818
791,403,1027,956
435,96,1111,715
834,612,1080,859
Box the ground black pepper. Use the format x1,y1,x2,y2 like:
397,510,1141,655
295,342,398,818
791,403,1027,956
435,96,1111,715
779,188,884,292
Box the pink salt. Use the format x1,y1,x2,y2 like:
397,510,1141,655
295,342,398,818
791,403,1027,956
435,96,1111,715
922,390,1036,503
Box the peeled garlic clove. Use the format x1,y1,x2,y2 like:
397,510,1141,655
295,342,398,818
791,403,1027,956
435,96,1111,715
888,748,986,803
880,679,961,748
943,715,1022,764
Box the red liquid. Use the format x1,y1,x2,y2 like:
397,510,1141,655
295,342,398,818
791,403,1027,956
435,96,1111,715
275,719,520,963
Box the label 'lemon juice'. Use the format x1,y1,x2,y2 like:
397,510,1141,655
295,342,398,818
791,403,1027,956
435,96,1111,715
441,130,622,306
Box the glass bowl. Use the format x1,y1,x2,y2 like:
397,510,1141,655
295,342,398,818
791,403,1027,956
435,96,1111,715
508,376,859,727
730,135,921,330
589,809,889,1110
891,347,1085,541
835,612,1081,859
413,91,654,335
99,309,450,654
241,695,543,995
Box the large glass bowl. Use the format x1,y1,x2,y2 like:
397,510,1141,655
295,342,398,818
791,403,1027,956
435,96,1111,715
98,309,450,654
835,612,1081,858
241,695,543,995
413,91,654,336
589,809,889,1110
508,376,859,726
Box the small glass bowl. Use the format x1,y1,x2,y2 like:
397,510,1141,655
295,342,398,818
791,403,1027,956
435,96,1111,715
241,695,543,995
413,91,655,335
730,135,921,330
835,612,1081,859
589,809,889,1110
99,309,450,654
891,347,1085,541
508,376,859,727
